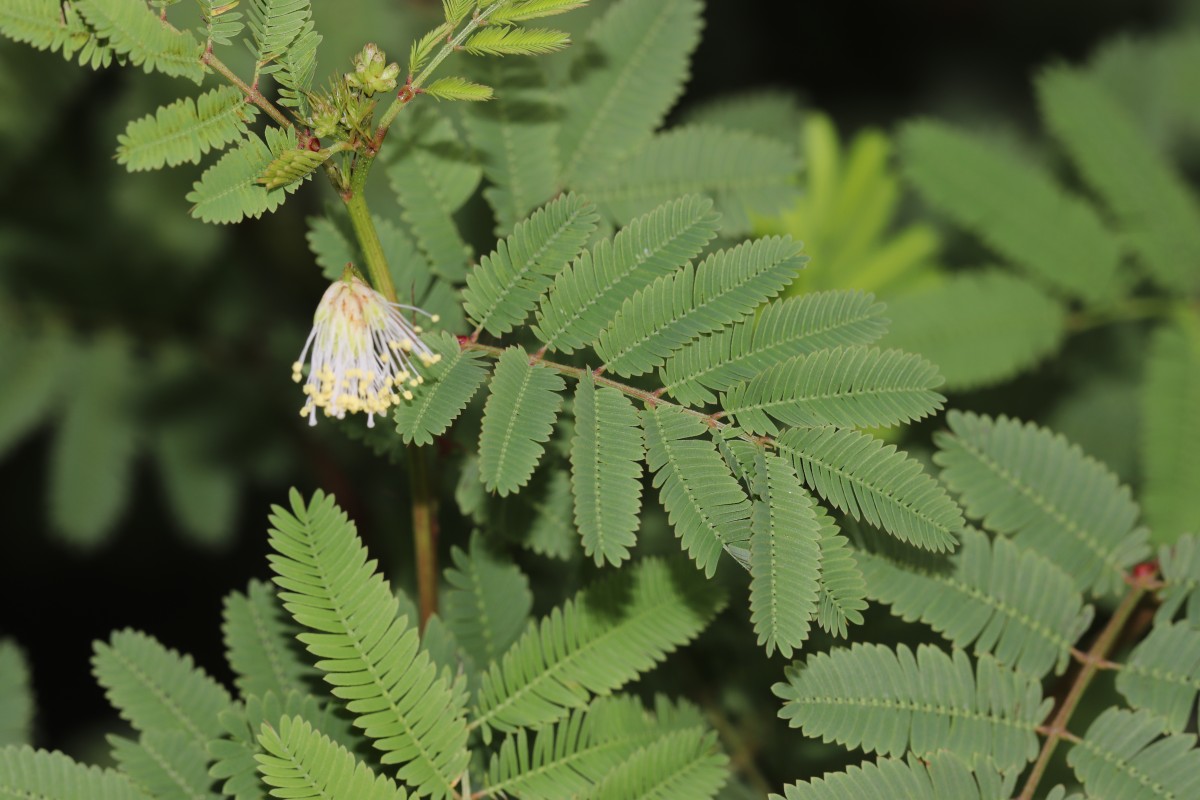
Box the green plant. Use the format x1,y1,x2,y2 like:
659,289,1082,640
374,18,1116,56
2,2,1199,799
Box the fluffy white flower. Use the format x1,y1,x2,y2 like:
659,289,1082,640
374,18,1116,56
294,273,441,427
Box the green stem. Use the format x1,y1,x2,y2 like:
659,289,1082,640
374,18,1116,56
199,46,294,129
1016,574,1152,800
343,187,397,302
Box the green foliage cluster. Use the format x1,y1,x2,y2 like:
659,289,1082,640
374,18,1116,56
1,2,1200,799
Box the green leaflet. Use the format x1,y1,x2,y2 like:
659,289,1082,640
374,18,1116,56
858,527,1092,677
92,629,233,750
221,579,312,700
197,0,245,47
570,375,644,566
883,270,1066,392
534,195,721,354
0,639,32,747
463,194,599,336
74,0,203,82
776,426,962,552
721,347,944,435
660,291,889,406
0,746,148,800
1141,317,1200,544
477,347,565,496
482,696,711,800
899,120,1121,304
394,333,489,446
256,716,409,800
444,532,533,668
471,558,724,742
934,411,1150,596
642,404,752,577
812,506,867,638
1068,709,1200,800
557,0,703,185
117,86,256,172
48,334,137,548
110,730,218,800
1115,621,1200,733
386,110,481,281
772,753,1016,800
267,491,469,798
1038,67,1200,294
580,124,798,235
774,644,1048,769
595,236,805,377
748,453,822,658
188,128,299,224
462,59,561,231
462,25,570,56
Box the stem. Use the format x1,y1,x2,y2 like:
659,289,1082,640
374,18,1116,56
1016,575,1152,800
409,445,440,631
343,188,398,302
199,48,294,129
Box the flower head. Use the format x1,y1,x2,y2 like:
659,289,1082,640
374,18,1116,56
294,272,441,427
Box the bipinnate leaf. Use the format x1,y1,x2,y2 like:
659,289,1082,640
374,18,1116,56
471,558,724,742
774,644,1048,769
934,410,1150,595
660,291,889,406
267,490,469,798
642,404,752,577
721,347,944,435
1067,709,1200,800
478,347,566,496
776,426,962,552
570,374,644,566
858,526,1092,677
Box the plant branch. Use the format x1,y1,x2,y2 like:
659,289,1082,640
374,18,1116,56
409,444,440,632
1016,571,1155,800
195,44,294,129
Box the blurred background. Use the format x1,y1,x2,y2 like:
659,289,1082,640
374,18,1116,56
1,0,1197,786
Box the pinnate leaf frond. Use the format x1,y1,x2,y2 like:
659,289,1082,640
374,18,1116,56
1142,317,1200,544
934,410,1150,595
772,752,1016,800
222,578,312,701
74,0,203,81
267,490,469,798
444,532,533,669
394,332,490,447
1115,621,1200,733
0,746,149,800
256,715,409,800
117,86,255,171
774,644,1048,769
1067,709,1200,800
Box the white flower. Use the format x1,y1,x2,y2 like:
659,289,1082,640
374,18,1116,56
293,273,442,427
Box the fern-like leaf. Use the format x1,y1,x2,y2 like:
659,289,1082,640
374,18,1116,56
642,404,752,576
1158,534,1200,626
660,291,889,407
883,271,1065,392
275,22,319,111
490,0,588,24
1038,67,1200,294
772,752,1016,800
247,0,309,66
722,347,944,435
464,194,598,337
471,558,724,742
1142,318,1200,544
423,76,493,101
197,0,244,47
858,526,1092,677
934,410,1150,595
570,374,644,566
481,695,708,800
0,639,32,747
587,726,728,800
776,426,963,552
188,129,297,224
117,86,255,171
557,0,702,185
444,532,533,669
1067,709,1200,800
580,125,797,235
222,579,312,700
748,452,823,658
899,120,1121,303
463,25,570,56
110,731,217,800
1115,621,1200,733
256,715,408,800
266,490,469,798
74,0,203,81
0,746,150,800
394,333,490,447
595,236,805,377
774,644,1048,769
812,507,867,638
534,195,720,353
477,347,565,496
92,630,233,750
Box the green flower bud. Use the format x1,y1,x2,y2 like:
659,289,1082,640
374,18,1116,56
346,42,401,96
